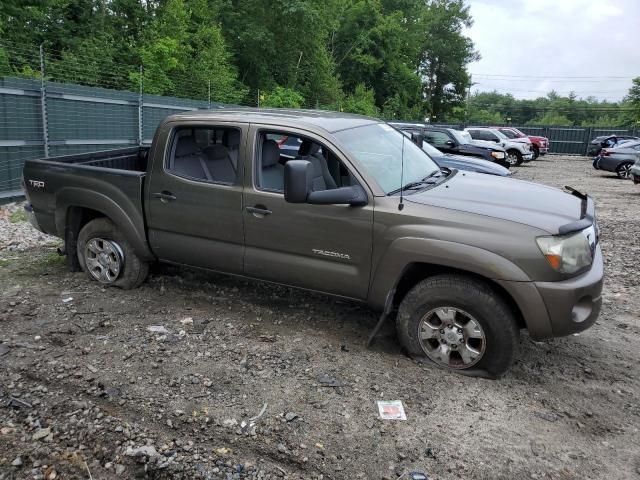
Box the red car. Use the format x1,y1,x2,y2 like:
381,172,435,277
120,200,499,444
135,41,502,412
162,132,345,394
492,127,550,159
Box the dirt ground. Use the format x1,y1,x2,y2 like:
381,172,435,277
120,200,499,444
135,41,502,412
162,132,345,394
1,155,639,480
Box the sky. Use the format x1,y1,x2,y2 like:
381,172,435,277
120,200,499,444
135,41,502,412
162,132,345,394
464,0,640,101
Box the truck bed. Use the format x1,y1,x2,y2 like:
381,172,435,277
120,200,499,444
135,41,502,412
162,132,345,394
40,146,150,172
23,147,151,249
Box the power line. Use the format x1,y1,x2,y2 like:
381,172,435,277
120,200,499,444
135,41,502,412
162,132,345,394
470,73,634,79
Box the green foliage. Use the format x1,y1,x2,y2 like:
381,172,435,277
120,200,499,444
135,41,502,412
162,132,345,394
261,86,305,108
621,77,640,127
9,208,27,223
339,84,379,116
526,113,572,126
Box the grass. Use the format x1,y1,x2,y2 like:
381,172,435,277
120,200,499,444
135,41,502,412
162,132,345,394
0,258,10,267
9,209,28,223
44,251,65,266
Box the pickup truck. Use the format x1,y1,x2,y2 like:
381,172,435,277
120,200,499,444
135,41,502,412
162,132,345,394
492,126,550,159
465,127,534,166
23,109,604,378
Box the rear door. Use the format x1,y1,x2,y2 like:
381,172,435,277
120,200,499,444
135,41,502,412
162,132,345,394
146,121,246,274
241,124,374,299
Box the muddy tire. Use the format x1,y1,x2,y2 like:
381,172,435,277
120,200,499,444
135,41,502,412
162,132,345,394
77,217,149,289
396,274,519,378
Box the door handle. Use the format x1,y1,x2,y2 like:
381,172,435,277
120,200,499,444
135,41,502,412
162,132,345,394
246,206,272,217
152,191,177,203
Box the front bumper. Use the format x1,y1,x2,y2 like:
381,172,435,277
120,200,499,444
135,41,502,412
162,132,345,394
631,165,640,184
533,245,604,338
523,153,534,162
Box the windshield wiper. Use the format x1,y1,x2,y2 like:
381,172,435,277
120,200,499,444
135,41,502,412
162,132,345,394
387,170,442,196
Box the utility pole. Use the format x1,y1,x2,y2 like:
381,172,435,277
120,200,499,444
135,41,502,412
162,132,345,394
138,66,143,146
465,73,472,126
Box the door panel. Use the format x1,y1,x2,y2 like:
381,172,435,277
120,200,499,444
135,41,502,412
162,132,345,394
242,125,374,299
146,122,246,274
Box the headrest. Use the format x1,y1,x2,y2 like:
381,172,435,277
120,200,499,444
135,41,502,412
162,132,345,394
298,140,320,157
175,135,199,157
262,140,280,167
203,144,228,161
223,129,241,148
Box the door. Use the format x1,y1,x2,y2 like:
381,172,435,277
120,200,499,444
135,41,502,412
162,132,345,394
146,122,246,274
242,125,374,300
425,130,456,154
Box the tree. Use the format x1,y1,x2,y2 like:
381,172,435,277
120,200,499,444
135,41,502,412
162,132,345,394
339,84,379,116
261,86,305,108
621,77,640,127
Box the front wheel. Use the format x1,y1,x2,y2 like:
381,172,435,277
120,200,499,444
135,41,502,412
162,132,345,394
77,218,149,289
506,149,523,166
616,162,632,179
396,274,519,378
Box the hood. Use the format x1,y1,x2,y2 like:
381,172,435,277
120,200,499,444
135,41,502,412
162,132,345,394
406,171,583,234
469,139,503,150
508,137,532,145
528,135,548,142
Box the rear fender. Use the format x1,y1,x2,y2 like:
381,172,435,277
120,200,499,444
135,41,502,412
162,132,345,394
55,188,153,261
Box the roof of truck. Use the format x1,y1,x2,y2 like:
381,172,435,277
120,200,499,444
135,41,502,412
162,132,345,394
167,108,379,133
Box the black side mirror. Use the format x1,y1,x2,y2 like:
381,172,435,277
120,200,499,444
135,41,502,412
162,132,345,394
308,185,368,206
445,140,455,147
284,160,313,203
410,133,424,149
284,160,368,206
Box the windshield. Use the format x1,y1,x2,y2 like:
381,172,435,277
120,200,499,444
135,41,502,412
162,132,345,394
493,130,509,140
450,129,471,144
500,129,518,139
335,123,440,194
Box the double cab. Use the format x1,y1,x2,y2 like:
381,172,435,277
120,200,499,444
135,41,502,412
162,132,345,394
23,109,604,378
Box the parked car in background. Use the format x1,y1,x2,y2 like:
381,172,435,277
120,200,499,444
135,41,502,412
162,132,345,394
592,140,640,178
631,158,640,184
390,123,510,167
587,134,640,157
492,126,550,159
402,131,511,176
465,127,534,166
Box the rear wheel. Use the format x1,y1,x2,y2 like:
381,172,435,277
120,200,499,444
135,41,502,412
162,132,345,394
506,149,523,166
396,274,519,378
616,162,633,179
77,218,149,289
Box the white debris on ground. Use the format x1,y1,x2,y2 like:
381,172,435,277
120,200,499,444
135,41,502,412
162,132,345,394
0,201,60,252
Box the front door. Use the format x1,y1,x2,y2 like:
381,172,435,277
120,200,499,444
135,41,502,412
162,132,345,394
146,121,246,274
242,125,374,300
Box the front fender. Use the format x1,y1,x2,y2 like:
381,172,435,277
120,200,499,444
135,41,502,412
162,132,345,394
368,237,531,310
55,187,153,261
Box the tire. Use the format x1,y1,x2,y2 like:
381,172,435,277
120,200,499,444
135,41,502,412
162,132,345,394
77,217,149,289
616,162,633,179
532,146,540,160
396,274,519,378
506,149,523,166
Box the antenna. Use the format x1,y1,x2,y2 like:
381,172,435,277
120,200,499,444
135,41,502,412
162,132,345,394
398,133,405,211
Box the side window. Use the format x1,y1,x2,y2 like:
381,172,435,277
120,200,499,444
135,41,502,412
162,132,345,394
467,130,481,140
168,126,240,184
425,131,451,147
256,131,356,193
500,129,516,139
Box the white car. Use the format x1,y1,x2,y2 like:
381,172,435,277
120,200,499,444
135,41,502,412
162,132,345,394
465,127,534,166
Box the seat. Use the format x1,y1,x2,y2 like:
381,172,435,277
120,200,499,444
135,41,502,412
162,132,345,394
223,130,241,170
297,140,337,190
203,144,236,183
173,135,208,180
260,139,284,191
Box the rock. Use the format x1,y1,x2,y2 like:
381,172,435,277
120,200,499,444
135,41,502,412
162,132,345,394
11,456,23,467
115,465,126,475
32,427,51,441
125,445,160,458
0,344,9,356
277,443,287,454
87,364,98,373
284,412,298,422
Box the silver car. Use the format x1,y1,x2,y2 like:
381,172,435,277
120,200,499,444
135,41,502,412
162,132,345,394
593,140,640,179
630,157,640,184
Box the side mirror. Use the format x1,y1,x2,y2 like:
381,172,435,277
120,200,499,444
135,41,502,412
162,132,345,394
284,160,313,203
445,140,455,147
492,138,500,143
284,160,368,206
410,133,424,149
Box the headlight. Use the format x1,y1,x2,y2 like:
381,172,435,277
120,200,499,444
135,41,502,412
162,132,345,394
491,151,505,159
536,229,594,274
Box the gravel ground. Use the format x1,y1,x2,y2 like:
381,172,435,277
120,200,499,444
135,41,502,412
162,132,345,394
0,155,639,480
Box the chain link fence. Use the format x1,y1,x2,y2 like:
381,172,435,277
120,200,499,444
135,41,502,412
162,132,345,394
1,43,639,198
